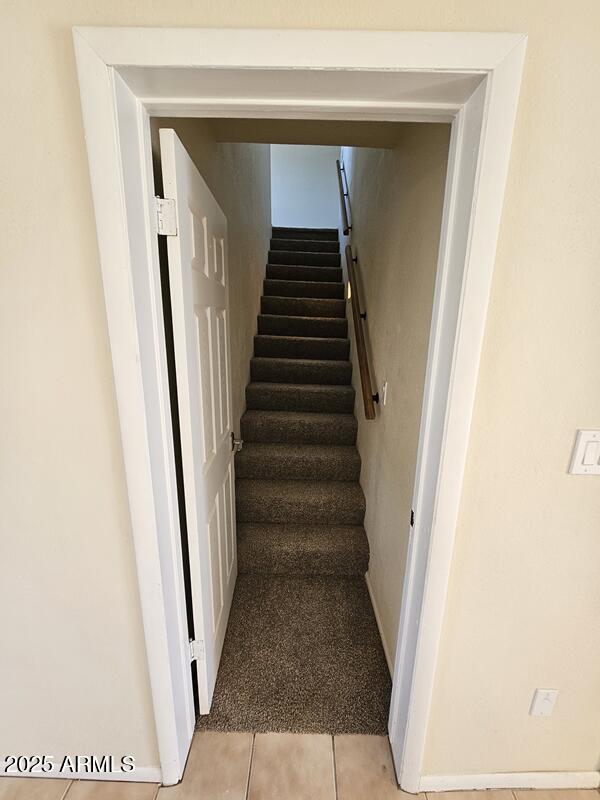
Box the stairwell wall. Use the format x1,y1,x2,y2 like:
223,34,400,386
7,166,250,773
342,125,451,667
150,118,272,434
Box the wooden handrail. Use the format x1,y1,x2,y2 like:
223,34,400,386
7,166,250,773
336,159,351,236
345,245,378,420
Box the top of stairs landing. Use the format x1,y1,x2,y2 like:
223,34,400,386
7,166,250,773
272,226,339,241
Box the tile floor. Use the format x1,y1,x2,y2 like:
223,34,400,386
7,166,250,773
1,734,599,800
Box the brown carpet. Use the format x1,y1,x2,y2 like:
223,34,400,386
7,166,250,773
196,574,391,734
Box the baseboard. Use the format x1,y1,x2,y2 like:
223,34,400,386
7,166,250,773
419,771,600,791
365,571,393,676
0,765,162,783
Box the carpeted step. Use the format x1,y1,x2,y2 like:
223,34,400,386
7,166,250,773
235,442,361,481
241,410,357,445
236,479,366,525
261,296,346,318
272,226,338,241
250,357,352,385
266,263,343,283
270,238,340,253
245,383,355,413
254,335,350,361
258,314,348,338
237,523,369,576
264,279,344,299
269,250,341,267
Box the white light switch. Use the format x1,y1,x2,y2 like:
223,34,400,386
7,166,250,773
381,381,388,406
530,688,558,717
569,430,600,475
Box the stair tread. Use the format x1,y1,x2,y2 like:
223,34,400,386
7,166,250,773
255,334,349,345
261,296,346,319
268,250,341,267
260,313,347,329
236,442,361,481
252,356,351,367
265,279,343,288
270,248,339,255
237,522,369,577
264,278,344,299
242,408,355,419
272,226,338,238
236,478,365,504
236,478,365,525
241,411,357,443
251,356,352,386
247,381,354,393
245,382,355,414
266,263,342,283
266,264,342,270
265,294,345,302
238,521,366,533
238,442,359,456
270,238,340,253
254,334,350,361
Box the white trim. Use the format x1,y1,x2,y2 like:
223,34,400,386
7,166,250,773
365,571,393,676
73,33,194,787
140,100,458,123
420,772,600,792
391,38,527,792
0,766,162,783
71,27,527,789
74,27,522,71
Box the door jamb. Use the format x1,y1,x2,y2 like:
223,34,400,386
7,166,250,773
73,28,526,788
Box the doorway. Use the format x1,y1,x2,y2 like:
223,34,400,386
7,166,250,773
73,26,526,789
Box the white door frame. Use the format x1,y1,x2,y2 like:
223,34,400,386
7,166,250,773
73,28,526,788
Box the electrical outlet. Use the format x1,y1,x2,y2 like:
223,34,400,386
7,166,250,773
381,381,388,406
529,688,558,717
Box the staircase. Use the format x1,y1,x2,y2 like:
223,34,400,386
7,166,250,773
236,226,369,577
198,227,390,735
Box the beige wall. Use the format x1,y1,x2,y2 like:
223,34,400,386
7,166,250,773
150,118,271,432
343,126,451,668
3,0,600,779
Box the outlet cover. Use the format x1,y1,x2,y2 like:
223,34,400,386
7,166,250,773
530,688,558,717
569,430,600,475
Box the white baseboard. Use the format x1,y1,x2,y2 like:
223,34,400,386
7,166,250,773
0,765,161,783
419,771,600,791
365,571,393,676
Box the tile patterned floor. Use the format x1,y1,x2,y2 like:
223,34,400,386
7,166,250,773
1,734,599,800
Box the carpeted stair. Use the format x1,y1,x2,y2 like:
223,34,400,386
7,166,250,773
197,226,391,735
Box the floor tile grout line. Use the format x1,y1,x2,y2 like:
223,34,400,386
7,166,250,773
332,735,339,800
245,733,256,800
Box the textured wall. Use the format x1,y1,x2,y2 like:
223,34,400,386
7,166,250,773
342,125,451,669
2,0,600,777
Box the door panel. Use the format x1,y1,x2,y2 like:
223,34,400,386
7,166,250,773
160,128,237,713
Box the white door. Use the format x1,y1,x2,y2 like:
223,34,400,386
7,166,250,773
159,128,237,713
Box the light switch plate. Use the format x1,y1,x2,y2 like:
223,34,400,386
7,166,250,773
381,381,388,406
530,688,558,717
569,430,600,475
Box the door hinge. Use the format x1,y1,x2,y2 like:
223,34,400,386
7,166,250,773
155,197,177,236
410,509,415,527
189,638,205,662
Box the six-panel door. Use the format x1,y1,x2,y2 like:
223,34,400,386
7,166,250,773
160,128,237,712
